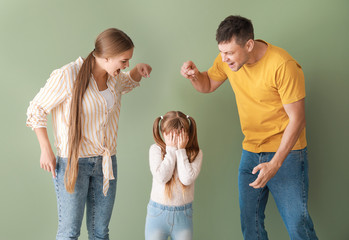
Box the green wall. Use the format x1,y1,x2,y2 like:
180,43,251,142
1,0,348,239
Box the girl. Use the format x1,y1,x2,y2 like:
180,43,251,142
145,111,203,240
26,28,152,240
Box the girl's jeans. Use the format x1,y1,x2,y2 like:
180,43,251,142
54,155,117,240
238,148,318,240
145,200,193,240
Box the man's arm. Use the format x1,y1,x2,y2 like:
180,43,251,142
180,61,225,93
249,98,306,188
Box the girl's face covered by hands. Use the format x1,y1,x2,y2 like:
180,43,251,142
177,128,189,149
163,129,189,149
163,130,178,148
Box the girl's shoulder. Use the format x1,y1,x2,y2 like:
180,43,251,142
150,143,161,151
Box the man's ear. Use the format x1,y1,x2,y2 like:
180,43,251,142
246,39,254,53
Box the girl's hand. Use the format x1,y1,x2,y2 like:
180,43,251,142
177,129,189,149
136,63,152,78
163,131,177,148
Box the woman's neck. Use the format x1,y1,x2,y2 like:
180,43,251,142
92,59,108,91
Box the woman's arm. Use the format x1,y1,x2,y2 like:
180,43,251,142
129,63,152,82
34,128,56,178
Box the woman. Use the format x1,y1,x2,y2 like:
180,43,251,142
26,28,152,239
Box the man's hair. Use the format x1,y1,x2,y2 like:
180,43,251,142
216,15,254,45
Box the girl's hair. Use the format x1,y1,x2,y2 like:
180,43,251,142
65,28,134,193
152,111,200,200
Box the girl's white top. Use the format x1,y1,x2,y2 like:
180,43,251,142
149,144,203,206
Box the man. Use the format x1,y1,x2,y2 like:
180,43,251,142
180,15,318,239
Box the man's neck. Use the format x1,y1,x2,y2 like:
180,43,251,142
247,40,268,65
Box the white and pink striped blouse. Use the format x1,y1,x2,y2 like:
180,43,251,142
26,57,139,195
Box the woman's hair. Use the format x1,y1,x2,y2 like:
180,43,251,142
152,111,200,200
65,28,134,193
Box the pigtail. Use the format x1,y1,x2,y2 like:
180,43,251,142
186,116,199,163
152,115,176,200
153,116,166,158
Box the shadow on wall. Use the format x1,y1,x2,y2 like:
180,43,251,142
304,68,349,238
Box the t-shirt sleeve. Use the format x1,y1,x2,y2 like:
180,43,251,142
207,54,228,82
276,60,306,105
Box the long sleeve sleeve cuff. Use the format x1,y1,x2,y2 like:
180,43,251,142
26,102,48,130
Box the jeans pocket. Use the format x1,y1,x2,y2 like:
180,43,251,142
147,205,164,218
55,157,68,180
184,208,193,219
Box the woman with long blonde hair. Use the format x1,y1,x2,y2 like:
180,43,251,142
26,28,152,239
145,111,203,240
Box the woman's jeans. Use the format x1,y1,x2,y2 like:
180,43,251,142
145,200,193,240
54,155,117,240
238,148,318,240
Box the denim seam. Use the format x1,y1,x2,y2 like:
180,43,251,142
91,179,96,239
55,161,62,225
300,150,311,240
256,153,267,240
255,189,263,240
55,159,62,238
255,153,262,240
170,210,175,233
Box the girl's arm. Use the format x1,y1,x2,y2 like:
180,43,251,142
176,149,203,186
149,144,176,184
176,129,203,185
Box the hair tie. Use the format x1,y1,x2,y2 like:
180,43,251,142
186,115,190,119
160,116,163,120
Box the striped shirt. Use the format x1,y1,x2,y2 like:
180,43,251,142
26,57,139,195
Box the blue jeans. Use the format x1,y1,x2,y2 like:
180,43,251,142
54,155,117,240
145,200,193,240
238,148,318,240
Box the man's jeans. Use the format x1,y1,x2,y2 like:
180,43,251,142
238,148,318,240
54,155,117,240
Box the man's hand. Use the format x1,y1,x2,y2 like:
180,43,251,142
180,61,199,80
249,161,280,188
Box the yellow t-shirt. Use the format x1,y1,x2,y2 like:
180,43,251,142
208,40,307,153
